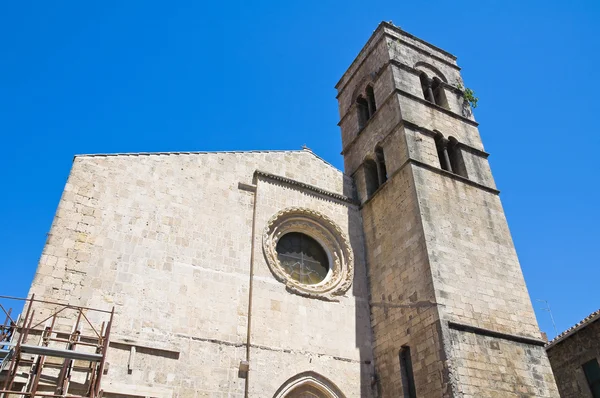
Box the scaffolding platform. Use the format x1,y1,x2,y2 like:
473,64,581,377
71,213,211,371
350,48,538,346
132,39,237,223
0,295,113,398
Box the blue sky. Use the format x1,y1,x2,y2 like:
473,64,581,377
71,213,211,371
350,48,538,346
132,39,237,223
1,1,598,338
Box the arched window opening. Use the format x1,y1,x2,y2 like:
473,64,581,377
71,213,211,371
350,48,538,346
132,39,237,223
434,132,452,172
432,77,448,109
364,159,380,198
448,137,468,178
366,85,377,116
357,86,377,131
414,62,448,84
419,72,434,103
356,96,369,130
375,146,388,185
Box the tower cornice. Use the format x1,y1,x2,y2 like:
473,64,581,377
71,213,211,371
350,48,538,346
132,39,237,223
335,22,460,94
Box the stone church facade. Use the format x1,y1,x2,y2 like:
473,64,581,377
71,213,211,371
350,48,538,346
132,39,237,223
18,22,559,397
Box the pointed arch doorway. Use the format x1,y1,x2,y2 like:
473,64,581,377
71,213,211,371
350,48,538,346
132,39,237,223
285,384,330,398
273,372,346,398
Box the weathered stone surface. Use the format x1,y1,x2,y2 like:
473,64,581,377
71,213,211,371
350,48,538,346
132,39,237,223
28,150,374,397
546,313,600,398
336,21,559,397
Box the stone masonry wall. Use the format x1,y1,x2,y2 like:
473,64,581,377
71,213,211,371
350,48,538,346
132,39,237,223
27,150,373,397
403,124,495,190
247,175,374,397
342,94,402,180
546,320,600,398
361,164,450,397
337,37,392,153
449,329,558,398
412,166,540,338
336,21,559,397
412,162,559,397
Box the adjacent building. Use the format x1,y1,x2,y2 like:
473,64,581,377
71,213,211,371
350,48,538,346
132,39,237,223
546,310,600,398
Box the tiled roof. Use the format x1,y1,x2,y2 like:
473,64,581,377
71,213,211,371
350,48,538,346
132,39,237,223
546,309,600,349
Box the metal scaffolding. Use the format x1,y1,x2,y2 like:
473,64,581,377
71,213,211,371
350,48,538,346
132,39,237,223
0,295,113,398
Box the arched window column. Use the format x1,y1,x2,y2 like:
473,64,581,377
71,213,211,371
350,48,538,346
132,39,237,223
356,95,369,130
364,159,380,198
420,73,449,110
356,84,377,131
448,137,468,178
375,146,388,186
366,85,377,116
435,133,452,173
432,77,449,109
420,72,435,103
434,133,470,179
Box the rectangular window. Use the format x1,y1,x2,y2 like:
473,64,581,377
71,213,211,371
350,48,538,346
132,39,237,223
399,346,417,398
583,359,600,398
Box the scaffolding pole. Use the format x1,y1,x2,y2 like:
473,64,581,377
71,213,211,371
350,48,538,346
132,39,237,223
0,296,113,398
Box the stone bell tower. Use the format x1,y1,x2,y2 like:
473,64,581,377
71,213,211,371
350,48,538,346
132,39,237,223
336,22,560,397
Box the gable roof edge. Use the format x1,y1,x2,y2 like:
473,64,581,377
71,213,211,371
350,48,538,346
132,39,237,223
546,309,600,349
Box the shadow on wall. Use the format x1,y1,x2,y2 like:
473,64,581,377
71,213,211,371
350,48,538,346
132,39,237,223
346,176,378,398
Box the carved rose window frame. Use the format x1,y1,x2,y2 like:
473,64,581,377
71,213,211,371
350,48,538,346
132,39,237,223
263,207,354,301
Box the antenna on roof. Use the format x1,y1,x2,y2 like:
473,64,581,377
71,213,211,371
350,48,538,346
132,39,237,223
537,299,558,338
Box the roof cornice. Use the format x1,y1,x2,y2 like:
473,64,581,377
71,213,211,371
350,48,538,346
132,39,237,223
546,309,600,349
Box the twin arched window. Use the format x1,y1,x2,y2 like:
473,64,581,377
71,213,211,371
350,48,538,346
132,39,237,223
364,146,388,198
434,133,468,178
357,85,377,130
419,72,448,109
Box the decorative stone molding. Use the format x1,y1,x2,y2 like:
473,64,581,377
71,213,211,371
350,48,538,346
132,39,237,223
273,371,346,398
263,207,354,301
255,171,356,205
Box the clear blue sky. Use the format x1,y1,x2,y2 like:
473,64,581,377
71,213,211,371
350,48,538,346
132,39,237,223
1,1,598,338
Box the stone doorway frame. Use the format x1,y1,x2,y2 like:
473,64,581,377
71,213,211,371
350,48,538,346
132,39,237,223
273,371,346,398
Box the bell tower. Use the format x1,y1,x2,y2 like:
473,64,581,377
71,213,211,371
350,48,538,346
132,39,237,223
336,22,559,397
